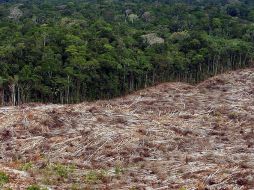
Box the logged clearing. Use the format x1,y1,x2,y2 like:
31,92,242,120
0,69,253,190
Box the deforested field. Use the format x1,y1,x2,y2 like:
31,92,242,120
0,68,253,190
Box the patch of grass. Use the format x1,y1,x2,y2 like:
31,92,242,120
211,110,222,116
114,166,124,175
228,112,239,120
26,185,47,190
53,163,70,178
20,162,33,171
40,163,76,185
71,184,81,190
50,163,76,178
84,170,107,184
0,171,9,187
26,185,40,190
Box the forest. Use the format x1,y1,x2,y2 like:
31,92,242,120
0,0,254,105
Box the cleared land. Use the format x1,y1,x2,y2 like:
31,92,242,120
0,68,253,190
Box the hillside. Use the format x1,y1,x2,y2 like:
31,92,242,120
1,0,254,103
0,68,253,190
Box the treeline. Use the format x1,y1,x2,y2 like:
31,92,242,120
0,0,254,105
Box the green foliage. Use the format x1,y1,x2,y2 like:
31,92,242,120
0,0,253,104
20,162,33,171
114,166,124,176
52,163,75,178
39,163,76,185
26,186,40,190
26,185,47,190
0,171,9,186
84,170,107,184
70,184,80,190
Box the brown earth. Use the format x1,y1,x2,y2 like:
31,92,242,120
0,68,253,190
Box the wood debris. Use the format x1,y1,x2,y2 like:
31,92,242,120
0,68,253,189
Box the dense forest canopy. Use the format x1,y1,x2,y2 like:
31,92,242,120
0,0,254,104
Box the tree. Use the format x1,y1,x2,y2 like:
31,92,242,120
0,76,6,106
0,0,253,105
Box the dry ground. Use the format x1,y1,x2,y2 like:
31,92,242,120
0,68,253,190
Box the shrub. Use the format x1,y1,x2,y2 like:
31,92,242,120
51,163,75,178
0,171,9,186
114,166,123,175
20,162,33,171
26,185,47,190
84,170,107,184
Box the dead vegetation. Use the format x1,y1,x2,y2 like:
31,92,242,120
8,4,23,20
0,68,253,190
